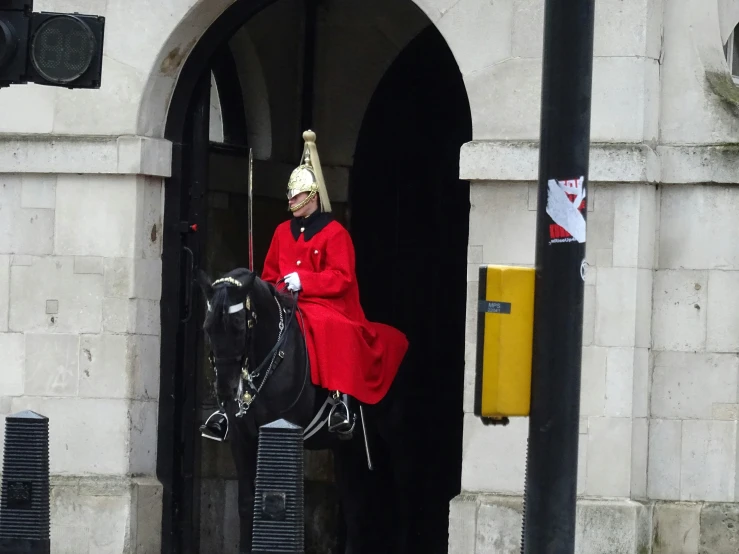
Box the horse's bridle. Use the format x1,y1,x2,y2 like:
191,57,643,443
207,279,299,419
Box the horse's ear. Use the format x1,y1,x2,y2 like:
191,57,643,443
245,270,257,290
196,269,214,301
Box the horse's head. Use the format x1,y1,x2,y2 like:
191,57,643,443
196,267,257,400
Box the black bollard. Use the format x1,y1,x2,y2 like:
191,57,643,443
0,411,50,554
251,419,304,554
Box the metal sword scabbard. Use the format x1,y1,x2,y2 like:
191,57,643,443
248,148,254,272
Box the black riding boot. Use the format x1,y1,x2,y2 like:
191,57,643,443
200,410,229,442
329,393,355,437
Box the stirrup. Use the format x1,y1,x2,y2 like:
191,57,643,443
328,401,355,437
200,411,229,442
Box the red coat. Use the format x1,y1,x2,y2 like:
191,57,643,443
261,214,408,404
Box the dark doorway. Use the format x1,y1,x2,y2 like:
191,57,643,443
350,25,472,553
158,3,472,554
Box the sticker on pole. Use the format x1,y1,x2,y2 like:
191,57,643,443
547,176,587,244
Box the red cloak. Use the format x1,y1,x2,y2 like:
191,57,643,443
261,215,408,404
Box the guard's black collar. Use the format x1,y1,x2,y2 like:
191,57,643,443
290,210,334,241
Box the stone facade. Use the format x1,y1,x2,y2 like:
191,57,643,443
1,0,739,553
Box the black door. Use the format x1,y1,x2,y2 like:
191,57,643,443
350,25,472,553
158,71,212,554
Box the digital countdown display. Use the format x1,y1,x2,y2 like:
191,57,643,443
30,15,95,84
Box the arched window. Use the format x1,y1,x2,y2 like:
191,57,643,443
724,26,739,82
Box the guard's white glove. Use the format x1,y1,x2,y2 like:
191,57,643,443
284,272,302,292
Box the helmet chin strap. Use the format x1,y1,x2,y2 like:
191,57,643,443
289,190,317,212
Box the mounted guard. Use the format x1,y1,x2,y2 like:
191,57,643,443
261,130,409,436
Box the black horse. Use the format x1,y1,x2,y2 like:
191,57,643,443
196,267,413,554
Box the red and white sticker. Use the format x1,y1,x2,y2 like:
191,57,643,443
547,176,586,244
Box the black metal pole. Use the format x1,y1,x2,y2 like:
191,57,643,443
522,0,595,552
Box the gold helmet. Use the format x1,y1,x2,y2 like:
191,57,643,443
287,130,332,213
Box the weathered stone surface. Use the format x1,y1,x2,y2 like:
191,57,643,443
0,332,24,397
652,270,708,352
448,494,477,554
9,256,103,334
10,397,130,475
700,503,739,553
575,499,651,554
649,419,683,500
585,417,632,497
707,270,739,352
475,497,522,554
79,334,129,399
680,420,737,502
0,255,9,332
25,333,80,397
653,502,701,554
651,352,739,420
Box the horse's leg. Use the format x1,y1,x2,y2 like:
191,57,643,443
230,418,258,553
333,441,386,554
379,402,415,554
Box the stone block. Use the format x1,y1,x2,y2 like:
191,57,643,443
631,418,648,499
0,83,55,133
9,256,103,334
448,494,477,554
658,186,739,270
53,57,144,136
468,183,536,266
582,284,596,346
713,403,739,421
591,58,660,143
21,175,56,209
595,267,637,347
575,500,651,554
637,185,658,269
25,333,80,397
632,348,650,419
652,270,708,352
139,177,164,260
648,419,683,500
612,187,641,268
128,400,158,475
635,269,653,348
680,420,737,502
511,0,544,58
699,503,739,553
130,334,161,400
79,334,130,399
461,413,528,494
0,333,24,396
132,477,163,554
651,352,738,419
475,497,522,554
578,434,587,496
580,346,606,417
438,0,513,75
464,59,543,141
605,347,635,417
74,257,103,275
707,270,739,352
11,397,130,474
50,476,132,554
594,0,660,58
652,502,700,554
104,258,161,300
585,417,632,497
55,175,140,258
0,174,55,256
0,255,9,332
102,298,160,335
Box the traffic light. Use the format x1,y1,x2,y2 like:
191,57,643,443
0,0,105,89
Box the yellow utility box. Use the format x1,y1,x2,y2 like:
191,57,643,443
474,265,535,420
